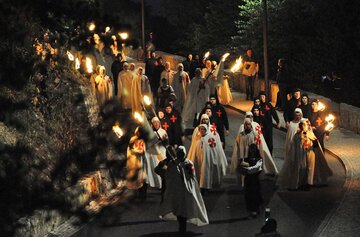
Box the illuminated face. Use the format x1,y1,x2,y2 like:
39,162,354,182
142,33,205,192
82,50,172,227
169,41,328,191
260,95,266,103
137,68,143,75
246,49,252,57
244,121,252,132
311,102,318,112
253,108,260,116
210,97,216,105
158,111,164,119
201,117,209,124
294,91,301,99
152,120,160,130
206,60,212,69
165,62,170,70
130,64,135,71
295,111,302,120
199,126,207,137
165,106,172,114
205,109,212,117
254,99,260,106
302,96,308,105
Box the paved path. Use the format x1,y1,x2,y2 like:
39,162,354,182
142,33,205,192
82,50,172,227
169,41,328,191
227,91,360,237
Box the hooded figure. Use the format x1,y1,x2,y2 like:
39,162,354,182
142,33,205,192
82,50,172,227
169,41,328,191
232,112,278,176
159,146,209,233
171,63,190,112
189,124,228,190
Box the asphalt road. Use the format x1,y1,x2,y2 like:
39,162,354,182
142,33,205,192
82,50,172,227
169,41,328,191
70,108,345,237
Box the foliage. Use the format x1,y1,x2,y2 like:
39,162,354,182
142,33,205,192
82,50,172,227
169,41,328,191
0,1,140,235
232,0,360,105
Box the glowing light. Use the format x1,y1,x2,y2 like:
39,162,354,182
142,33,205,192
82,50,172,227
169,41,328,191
325,123,334,132
105,26,111,33
221,53,230,62
88,23,96,31
67,51,74,61
86,57,93,73
204,51,210,60
75,58,80,70
112,124,124,138
230,56,243,73
318,101,326,111
143,95,152,106
118,32,128,40
133,112,144,123
325,114,335,123
325,114,335,131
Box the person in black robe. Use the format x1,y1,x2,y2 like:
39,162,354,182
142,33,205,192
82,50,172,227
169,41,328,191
208,94,229,148
145,51,157,96
299,93,311,119
164,103,183,148
258,91,280,154
110,53,123,96
283,88,302,127
252,105,266,135
308,99,330,150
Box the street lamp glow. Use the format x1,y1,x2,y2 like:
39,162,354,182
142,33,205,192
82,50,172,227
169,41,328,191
119,32,128,40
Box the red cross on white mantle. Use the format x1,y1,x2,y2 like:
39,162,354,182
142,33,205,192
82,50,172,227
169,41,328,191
163,122,169,130
170,115,177,123
216,109,222,117
210,125,218,135
255,135,261,145
255,125,263,136
134,140,145,153
208,137,216,148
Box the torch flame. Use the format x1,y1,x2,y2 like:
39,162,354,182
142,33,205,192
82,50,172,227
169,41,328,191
67,51,74,61
112,124,124,138
325,114,335,123
143,95,152,106
134,111,144,123
317,101,326,111
88,22,96,31
75,58,80,70
221,53,230,62
86,57,93,73
105,26,111,33
325,123,334,132
119,32,128,40
230,56,243,73
204,51,210,60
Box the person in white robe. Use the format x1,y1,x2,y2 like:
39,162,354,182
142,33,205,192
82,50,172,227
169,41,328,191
94,65,107,106
232,112,278,176
217,75,233,105
160,61,175,85
117,62,133,110
202,60,217,96
284,108,303,163
190,124,227,192
131,67,153,113
144,117,168,189
171,63,190,112
182,68,210,129
187,114,221,164
277,118,316,190
159,146,209,234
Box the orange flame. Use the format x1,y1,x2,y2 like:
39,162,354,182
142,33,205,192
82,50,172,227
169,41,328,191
230,56,243,73
112,124,124,138
67,51,74,61
318,101,326,111
86,57,93,73
75,58,80,70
